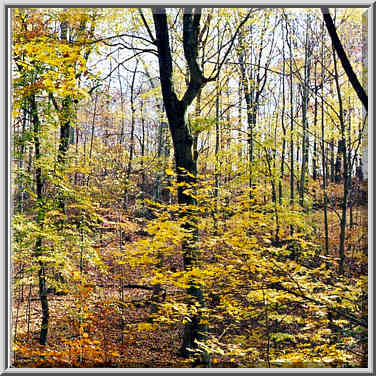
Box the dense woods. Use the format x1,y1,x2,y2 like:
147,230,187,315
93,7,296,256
11,7,368,368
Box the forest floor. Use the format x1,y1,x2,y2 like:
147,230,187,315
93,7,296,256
11,183,368,368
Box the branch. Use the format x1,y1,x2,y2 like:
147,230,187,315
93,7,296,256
138,9,156,44
152,8,179,109
102,50,155,81
321,8,368,111
269,282,367,328
49,93,60,112
181,8,205,108
206,9,255,82
90,32,153,46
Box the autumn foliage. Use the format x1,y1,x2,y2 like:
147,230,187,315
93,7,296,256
11,7,368,368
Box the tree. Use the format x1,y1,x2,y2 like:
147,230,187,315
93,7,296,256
151,7,251,361
151,7,211,361
11,7,368,368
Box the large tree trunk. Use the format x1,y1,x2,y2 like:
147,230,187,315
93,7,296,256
152,8,208,363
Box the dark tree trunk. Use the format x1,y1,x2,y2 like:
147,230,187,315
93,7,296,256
58,21,71,210
31,94,49,346
152,8,208,363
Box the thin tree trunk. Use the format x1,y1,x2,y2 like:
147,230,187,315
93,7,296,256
238,80,243,160
348,98,354,228
124,62,139,209
332,38,347,275
140,100,146,201
31,94,49,345
215,68,220,206
288,21,295,235
321,24,329,255
56,21,72,212
312,63,318,181
299,17,311,207
17,103,28,213
279,25,286,205
238,29,254,201
330,139,335,183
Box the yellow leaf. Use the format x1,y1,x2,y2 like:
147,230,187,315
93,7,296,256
165,168,174,176
137,322,154,331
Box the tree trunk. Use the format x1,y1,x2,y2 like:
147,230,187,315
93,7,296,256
312,64,318,181
152,8,209,363
321,24,329,255
57,21,72,212
332,39,347,275
279,24,286,205
330,139,335,183
299,18,311,207
287,16,294,236
124,62,138,209
30,94,49,345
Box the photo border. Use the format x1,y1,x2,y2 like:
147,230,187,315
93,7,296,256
1,1,374,374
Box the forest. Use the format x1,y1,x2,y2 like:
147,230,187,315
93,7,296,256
10,7,368,368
